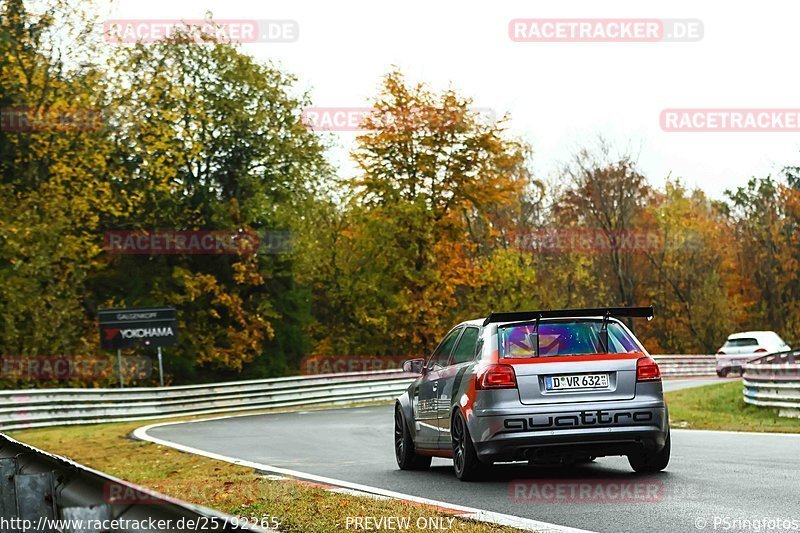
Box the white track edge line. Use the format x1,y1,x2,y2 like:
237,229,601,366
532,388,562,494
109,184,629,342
133,420,594,533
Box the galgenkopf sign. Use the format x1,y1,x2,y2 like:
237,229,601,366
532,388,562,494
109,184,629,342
98,306,177,350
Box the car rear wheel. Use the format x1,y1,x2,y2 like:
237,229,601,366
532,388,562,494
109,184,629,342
394,405,431,470
628,431,670,473
716,368,729,378
451,411,484,481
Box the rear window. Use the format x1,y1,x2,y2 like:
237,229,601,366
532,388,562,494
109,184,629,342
499,320,640,358
723,338,758,348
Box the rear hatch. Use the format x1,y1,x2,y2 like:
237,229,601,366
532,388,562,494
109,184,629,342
718,338,761,362
497,318,644,405
720,338,759,355
511,356,638,405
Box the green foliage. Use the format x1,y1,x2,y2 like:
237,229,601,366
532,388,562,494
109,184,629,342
0,1,326,384
641,181,740,353
304,70,532,355
725,176,800,346
97,33,328,379
0,0,122,362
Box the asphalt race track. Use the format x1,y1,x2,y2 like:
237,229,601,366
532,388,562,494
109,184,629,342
145,379,800,533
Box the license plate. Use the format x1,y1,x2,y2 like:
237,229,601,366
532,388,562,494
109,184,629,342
545,373,609,391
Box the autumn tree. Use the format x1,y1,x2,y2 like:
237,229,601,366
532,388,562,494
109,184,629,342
640,181,740,353
99,24,329,380
0,0,130,366
555,141,653,312
306,70,532,355
726,176,800,345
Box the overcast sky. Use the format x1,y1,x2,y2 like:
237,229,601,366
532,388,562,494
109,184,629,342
106,0,800,198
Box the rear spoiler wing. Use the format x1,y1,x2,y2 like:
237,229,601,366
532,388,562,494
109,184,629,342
482,306,654,327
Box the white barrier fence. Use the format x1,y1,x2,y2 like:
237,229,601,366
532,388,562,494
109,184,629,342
742,350,800,419
0,356,717,432
0,370,415,431
651,355,716,377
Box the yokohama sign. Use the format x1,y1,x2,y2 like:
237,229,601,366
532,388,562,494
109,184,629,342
98,307,178,350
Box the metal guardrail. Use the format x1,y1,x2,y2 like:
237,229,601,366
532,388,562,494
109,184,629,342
742,350,800,419
651,355,716,377
0,370,416,431
0,357,716,432
0,433,269,532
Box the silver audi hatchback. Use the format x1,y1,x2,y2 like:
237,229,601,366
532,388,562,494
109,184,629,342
394,306,669,480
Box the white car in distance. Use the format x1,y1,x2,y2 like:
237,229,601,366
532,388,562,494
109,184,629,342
715,331,790,377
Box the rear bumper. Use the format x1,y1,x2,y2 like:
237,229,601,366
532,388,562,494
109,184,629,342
469,402,667,463
716,357,757,371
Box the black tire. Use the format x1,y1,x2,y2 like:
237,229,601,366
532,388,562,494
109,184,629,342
628,431,670,473
716,368,729,378
451,411,484,481
394,404,431,470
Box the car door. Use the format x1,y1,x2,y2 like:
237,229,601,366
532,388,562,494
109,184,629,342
436,326,480,448
413,327,462,449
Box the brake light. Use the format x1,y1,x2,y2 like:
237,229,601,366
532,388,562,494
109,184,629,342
476,364,517,389
754,348,768,353
636,357,661,382
716,350,726,355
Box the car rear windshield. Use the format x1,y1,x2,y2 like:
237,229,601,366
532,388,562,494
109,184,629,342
723,338,758,347
499,320,640,358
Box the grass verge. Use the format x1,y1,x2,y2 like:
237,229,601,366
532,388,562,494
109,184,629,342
665,380,800,433
9,406,522,533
